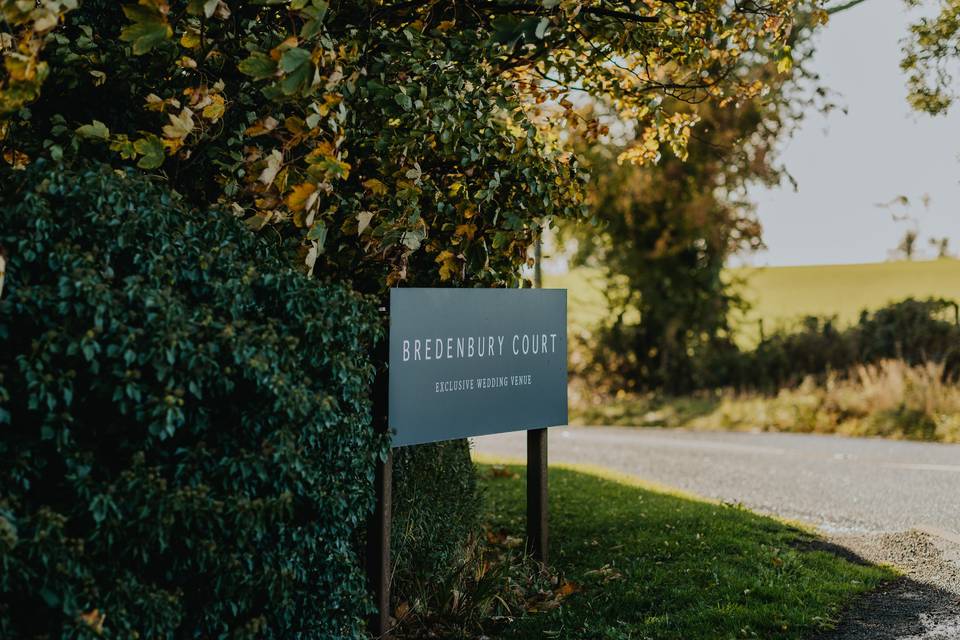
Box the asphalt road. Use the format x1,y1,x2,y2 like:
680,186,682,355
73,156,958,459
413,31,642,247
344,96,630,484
472,426,960,536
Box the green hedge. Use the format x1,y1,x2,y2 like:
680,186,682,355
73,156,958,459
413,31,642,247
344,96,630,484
0,162,385,639
711,298,960,392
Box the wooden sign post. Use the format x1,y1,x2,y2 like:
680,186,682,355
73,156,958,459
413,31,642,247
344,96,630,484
366,288,566,638
365,450,392,638
526,428,548,563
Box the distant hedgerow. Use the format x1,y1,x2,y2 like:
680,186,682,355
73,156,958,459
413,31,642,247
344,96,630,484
0,161,385,639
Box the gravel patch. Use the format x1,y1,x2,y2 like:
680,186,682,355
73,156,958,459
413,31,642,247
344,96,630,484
813,530,960,640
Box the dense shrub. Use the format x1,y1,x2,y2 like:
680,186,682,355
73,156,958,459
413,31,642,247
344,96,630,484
854,298,960,367
718,299,960,391
734,316,857,392
391,440,481,601
0,162,385,639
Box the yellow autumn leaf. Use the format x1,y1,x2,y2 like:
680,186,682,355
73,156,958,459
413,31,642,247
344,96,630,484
180,28,201,49
286,182,317,212
454,223,476,240
161,137,183,154
3,149,30,169
202,94,226,121
245,116,278,136
362,178,388,196
435,250,458,281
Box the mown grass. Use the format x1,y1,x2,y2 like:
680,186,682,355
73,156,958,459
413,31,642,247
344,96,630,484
478,461,894,640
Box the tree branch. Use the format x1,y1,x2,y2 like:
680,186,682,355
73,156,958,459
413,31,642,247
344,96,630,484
825,0,872,15
473,2,658,24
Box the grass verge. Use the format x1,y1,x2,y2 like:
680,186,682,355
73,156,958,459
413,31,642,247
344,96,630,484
477,460,894,640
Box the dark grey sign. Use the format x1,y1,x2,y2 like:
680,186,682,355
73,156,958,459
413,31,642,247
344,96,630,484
389,288,567,447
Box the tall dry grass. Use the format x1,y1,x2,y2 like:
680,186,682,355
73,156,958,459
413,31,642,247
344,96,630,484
689,360,960,442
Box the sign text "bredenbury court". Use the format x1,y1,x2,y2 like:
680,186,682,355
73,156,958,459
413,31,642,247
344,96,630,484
401,333,560,361
389,288,566,447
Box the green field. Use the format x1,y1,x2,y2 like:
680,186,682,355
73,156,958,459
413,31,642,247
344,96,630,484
546,259,960,343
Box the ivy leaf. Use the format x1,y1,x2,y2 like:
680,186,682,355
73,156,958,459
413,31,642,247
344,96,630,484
281,63,311,95
120,1,172,55
186,0,219,17
277,47,313,95
133,134,165,169
535,17,549,40
455,223,477,240
238,53,278,80
75,120,110,140
395,92,412,111
307,221,328,243
279,47,311,73
401,229,424,252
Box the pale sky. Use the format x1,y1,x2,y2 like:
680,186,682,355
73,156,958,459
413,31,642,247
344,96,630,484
747,1,960,266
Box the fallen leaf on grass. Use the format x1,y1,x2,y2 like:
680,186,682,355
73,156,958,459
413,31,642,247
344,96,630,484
79,609,105,634
489,465,519,479
584,564,624,582
485,528,507,545
554,580,580,598
525,581,580,613
504,535,524,549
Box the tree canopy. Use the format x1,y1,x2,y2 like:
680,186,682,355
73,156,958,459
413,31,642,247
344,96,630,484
2,0,809,292
900,0,960,115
